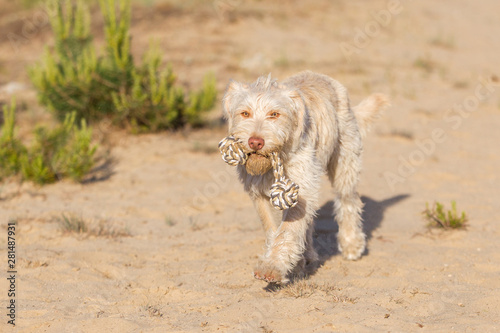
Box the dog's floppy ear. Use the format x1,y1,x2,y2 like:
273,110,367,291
284,89,309,144
222,80,248,120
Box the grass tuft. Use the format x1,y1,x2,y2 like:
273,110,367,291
56,213,131,237
413,56,436,73
58,213,88,233
165,216,177,226
279,280,357,303
423,200,468,230
429,35,455,49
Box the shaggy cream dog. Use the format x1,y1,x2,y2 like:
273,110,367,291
222,71,389,283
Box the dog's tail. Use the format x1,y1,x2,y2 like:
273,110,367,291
353,93,390,138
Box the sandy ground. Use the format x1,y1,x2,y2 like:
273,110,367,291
1,0,500,332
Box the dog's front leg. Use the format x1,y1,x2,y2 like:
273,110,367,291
252,195,279,244
254,196,317,284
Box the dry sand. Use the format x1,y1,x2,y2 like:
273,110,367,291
1,0,500,332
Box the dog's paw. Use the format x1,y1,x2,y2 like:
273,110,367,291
338,233,366,260
254,262,288,284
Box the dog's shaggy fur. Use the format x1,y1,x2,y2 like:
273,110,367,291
222,71,389,283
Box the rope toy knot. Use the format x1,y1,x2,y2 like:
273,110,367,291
218,136,299,210
269,178,300,210
269,152,299,210
218,136,248,166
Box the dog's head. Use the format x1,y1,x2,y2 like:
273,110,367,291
222,74,304,175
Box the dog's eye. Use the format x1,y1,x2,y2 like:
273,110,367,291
269,112,280,119
241,111,250,118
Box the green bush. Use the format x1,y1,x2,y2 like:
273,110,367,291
29,0,216,132
0,101,98,185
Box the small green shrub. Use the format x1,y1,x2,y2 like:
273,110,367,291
21,113,97,183
0,100,26,180
423,200,468,230
30,0,216,132
0,101,98,185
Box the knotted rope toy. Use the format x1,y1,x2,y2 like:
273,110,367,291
218,136,299,210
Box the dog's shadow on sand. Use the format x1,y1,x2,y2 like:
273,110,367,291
263,194,409,290
308,194,410,275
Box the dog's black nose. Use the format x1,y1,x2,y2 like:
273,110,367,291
248,137,265,150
